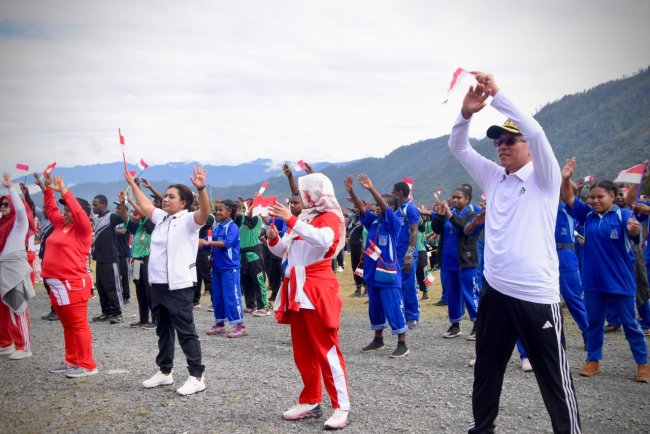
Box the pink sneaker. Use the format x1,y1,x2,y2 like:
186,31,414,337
206,324,226,336
227,324,248,338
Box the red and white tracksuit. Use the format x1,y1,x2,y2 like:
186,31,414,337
0,303,30,351
41,189,96,370
269,213,350,411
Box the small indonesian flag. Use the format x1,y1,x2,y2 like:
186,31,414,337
354,267,364,278
137,158,149,171
258,181,270,195
424,272,436,286
442,67,477,104
480,192,486,201
16,163,29,171
403,177,414,200
118,128,125,146
293,160,308,172
614,164,644,184
284,197,290,204
43,162,56,175
434,187,443,200
364,240,382,261
252,195,276,217
583,175,595,183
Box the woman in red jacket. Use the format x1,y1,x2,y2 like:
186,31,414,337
38,174,97,378
266,173,351,430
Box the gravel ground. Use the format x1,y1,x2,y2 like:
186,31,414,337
1,260,649,434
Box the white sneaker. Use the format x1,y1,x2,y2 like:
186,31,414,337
337,266,344,273
0,343,16,356
176,375,206,396
282,403,322,420
142,371,174,388
324,409,349,430
521,358,533,372
8,350,32,360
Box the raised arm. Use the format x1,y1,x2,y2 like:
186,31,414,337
344,175,366,215
117,191,129,222
3,173,27,225
282,163,299,195
140,178,164,204
189,166,210,226
125,169,155,219
476,72,561,193
358,174,387,215
560,157,576,208
19,182,35,213
52,176,92,236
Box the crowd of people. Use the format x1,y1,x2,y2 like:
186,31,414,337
1,72,649,433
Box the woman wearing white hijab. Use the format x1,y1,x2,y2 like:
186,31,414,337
267,173,350,430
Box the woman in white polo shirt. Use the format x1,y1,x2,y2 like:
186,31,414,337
124,166,210,396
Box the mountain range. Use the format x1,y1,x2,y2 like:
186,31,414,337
18,67,650,209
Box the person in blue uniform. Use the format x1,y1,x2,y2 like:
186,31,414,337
205,200,247,338
391,181,420,328
430,186,479,340
346,174,408,358
561,158,648,382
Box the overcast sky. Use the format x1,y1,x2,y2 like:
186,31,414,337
1,0,648,172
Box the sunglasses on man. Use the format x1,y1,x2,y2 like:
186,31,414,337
493,137,526,147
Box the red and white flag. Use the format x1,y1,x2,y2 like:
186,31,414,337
424,272,436,286
128,170,137,178
614,164,644,184
480,192,486,201
354,267,364,278
257,181,270,195
252,195,276,217
118,128,125,146
293,160,308,172
43,162,57,176
582,175,595,183
403,177,414,201
15,163,29,172
138,158,149,171
442,67,477,104
364,240,382,261
434,187,443,200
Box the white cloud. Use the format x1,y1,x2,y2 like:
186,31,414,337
0,0,648,171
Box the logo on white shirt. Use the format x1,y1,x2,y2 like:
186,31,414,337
542,321,553,329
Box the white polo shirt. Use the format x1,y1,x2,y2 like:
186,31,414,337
448,91,561,304
148,208,202,290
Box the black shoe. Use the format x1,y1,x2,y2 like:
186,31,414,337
361,339,385,352
390,343,410,358
351,289,361,297
421,293,430,301
109,315,123,324
123,298,130,304
434,300,448,306
604,324,620,333
42,311,58,321
442,324,462,339
466,325,476,341
92,313,110,322
142,322,157,330
130,321,147,328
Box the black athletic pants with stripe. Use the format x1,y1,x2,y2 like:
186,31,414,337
96,261,123,316
470,282,581,434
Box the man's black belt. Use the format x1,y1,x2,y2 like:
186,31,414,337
556,243,574,250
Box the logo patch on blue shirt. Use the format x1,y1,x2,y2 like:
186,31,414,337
378,234,388,246
610,229,619,239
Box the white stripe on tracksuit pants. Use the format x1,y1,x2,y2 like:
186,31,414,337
469,283,581,434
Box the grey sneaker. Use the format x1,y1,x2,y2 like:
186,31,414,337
65,367,98,378
109,315,123,324
361,339,384,352
406,320,418,329
92,313,110,322
49,362,76,373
